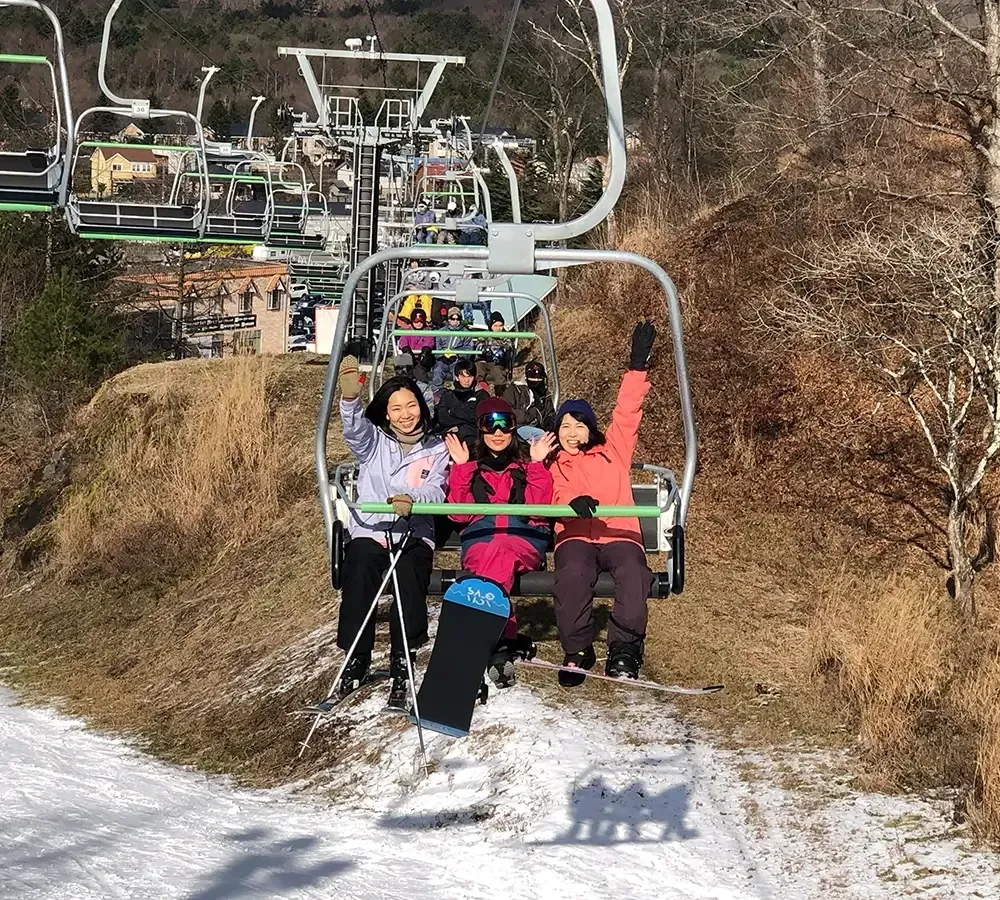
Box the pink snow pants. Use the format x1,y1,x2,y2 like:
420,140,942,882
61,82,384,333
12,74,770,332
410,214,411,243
462,536,542,640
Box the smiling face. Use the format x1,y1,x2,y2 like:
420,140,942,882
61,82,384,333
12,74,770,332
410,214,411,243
483,430,512,453
558,414,590,455
386,387,422,434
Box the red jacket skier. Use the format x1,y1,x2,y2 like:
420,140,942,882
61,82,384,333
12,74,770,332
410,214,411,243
444,396,558,687
549,321,657,686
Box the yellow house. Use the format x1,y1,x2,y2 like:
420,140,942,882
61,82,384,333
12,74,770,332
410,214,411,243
90,146,159,196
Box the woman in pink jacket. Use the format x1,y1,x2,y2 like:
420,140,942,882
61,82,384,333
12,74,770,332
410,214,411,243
444,396,558,687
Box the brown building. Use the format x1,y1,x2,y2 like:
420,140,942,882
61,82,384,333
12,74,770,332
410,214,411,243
118,263,290,357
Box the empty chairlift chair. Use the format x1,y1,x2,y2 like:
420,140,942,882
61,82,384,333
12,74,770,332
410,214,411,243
0,0,74,211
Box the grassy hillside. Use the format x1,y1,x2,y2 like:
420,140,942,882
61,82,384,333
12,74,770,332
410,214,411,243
4,181,1000,833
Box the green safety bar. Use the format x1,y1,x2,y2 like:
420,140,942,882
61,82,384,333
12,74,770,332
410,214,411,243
393,329,536,339
81,233,255,245
357,503,659,517
431,349,481,355
0,53,49,65
79,141,196,153
0,202,52,212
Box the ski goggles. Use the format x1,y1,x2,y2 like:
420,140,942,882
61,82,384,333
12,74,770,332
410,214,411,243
478,411,516,434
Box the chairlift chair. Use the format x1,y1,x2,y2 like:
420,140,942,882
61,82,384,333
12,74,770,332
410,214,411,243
0,0,74,211
317,0,695,601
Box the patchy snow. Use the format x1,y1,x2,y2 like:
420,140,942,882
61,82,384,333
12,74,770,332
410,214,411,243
2,683,998,900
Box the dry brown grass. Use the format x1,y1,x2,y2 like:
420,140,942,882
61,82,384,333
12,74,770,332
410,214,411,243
55,355,285,581
957,654,1000,838
808,574,959,769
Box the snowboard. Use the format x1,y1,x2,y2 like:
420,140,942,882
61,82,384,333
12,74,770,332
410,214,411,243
411,576,511,737
521,658,724,695
293,669,391,717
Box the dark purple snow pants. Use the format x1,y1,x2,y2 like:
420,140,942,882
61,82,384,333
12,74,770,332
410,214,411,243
552,540,653,653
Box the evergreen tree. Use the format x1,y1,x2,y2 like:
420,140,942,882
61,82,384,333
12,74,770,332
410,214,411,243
10,268,125,409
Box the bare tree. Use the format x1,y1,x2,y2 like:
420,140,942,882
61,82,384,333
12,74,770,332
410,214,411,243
763,216,1000,619
501,25,602,222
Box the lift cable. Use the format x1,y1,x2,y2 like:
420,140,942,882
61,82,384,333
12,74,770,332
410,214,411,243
478,0,521,147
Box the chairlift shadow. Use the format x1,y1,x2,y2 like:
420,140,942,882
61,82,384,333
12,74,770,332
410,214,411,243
186,827,352,900
537,776,699,845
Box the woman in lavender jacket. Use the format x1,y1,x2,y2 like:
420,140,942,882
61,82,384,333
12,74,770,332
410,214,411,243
335,356,450,709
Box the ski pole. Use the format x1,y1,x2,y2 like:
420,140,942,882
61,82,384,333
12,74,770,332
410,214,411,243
387,526,429,775
298,523,413,759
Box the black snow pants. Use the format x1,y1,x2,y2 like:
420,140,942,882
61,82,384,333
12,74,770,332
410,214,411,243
336,537,432,656
552,539,652,654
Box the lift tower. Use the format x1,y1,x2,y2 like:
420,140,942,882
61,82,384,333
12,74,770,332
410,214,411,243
277,43,465,346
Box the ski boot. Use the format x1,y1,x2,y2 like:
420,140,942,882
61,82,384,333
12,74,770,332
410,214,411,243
338,651,373,700
558,644,597,688
384,647,416,714
487,633,537,689
605,641,643,680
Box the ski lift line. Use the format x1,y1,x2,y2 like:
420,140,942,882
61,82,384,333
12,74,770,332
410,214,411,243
477,0,521,147
372,287,560,420
357,503,661,518
390,329,537,339
131,0,221,68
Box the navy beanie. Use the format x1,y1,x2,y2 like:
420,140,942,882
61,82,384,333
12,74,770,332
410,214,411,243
555,399,598,432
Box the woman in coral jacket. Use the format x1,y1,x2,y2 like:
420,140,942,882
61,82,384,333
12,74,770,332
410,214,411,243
549,321,657,686
444,397,558,687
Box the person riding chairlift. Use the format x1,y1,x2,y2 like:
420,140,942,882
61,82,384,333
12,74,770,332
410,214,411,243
414,200,435,244
397,308,436,356
435,356,489,446
549,322,657,685
335,357,450,709
444,398,558,687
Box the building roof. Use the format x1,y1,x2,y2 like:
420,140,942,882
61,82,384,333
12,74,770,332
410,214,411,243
100,146,157,164
118,263,289,301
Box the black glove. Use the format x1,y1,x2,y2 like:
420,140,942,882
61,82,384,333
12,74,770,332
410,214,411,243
568,495,598,519
628,321,656,371
419,347,435,369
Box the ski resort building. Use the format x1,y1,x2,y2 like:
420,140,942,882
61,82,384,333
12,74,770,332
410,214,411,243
117,263,292,358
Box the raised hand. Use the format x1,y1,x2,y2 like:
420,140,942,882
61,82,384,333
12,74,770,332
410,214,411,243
529,431,558,462
444,431,470,464
628,321,657,371
339,355,361,399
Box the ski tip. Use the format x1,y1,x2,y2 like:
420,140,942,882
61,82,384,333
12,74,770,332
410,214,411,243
703,684,725,693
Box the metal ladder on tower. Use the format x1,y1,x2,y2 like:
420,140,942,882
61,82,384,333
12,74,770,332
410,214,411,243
350,140,381,348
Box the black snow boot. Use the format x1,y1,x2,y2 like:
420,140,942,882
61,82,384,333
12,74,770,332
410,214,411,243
488,633,536,688
338,651,372,699
605,641,643,680
559,644,596,688
385,647,416,713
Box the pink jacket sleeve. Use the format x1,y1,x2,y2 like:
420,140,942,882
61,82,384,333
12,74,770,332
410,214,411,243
604,370,650,469
523,460,553,505
447,461,479,523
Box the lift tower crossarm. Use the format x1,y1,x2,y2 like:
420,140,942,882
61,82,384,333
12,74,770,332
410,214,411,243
277,47,465,131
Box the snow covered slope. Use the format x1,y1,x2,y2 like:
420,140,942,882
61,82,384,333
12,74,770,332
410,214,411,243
1,685,997,900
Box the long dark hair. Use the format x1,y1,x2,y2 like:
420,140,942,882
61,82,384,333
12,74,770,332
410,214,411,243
364,376,434,435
